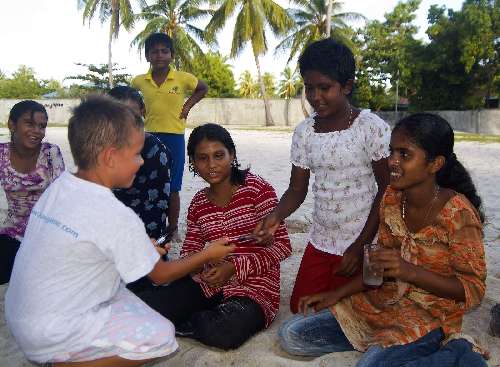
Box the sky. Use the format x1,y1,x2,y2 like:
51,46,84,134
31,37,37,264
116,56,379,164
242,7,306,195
0,0,464,86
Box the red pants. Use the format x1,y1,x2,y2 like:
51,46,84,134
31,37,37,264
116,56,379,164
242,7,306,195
290,243,353,314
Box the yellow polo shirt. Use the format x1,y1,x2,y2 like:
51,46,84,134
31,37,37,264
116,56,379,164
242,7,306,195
131,69,198,134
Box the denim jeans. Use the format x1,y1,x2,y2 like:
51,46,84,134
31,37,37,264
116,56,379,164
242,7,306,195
278,309,355,357
358,329,487,367
279,309,487,367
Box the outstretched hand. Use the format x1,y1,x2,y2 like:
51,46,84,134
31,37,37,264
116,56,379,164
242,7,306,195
253,211,281,244
204,237,236,262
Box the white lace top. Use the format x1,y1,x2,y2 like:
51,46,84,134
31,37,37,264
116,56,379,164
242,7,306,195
291,110,390,255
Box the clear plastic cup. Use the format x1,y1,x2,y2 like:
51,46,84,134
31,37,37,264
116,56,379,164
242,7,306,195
363,243,383,288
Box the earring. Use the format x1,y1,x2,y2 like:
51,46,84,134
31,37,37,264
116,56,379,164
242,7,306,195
188,162,198,176
231,158,239,169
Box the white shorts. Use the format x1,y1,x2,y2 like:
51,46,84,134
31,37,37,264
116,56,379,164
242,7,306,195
50,287,178,362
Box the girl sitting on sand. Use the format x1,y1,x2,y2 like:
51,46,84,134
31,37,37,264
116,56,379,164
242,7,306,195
138,123,292,350
0,100,65,284
279,113,487,367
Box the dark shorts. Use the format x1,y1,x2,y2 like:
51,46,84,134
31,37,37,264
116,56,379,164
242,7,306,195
152,133,185,192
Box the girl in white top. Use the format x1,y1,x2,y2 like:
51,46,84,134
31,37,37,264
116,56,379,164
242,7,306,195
255,39,390,314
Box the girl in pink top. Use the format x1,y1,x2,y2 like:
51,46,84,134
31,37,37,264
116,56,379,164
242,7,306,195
0,100,65,283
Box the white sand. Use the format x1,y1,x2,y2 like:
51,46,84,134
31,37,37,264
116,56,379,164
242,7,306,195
1,127,499,366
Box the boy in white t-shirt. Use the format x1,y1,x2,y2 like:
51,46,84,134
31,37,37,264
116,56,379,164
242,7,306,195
5,95,235,367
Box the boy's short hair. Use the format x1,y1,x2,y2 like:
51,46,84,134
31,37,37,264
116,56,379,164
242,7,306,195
144,33,174,56
68,94,144,170
299,39,355,86
108,85,145,112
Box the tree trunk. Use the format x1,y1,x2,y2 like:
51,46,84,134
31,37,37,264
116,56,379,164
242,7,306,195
285,98,290,126
395,78,399,111
326,0,333,37
253,52,274,126
300,87,309,118
107,21,114,89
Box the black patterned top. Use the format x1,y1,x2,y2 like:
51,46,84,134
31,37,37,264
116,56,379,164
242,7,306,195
114,133,172,238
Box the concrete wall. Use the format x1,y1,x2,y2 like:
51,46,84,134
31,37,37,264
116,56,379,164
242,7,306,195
1,98,499,135
0,99,80,126
376,109,500,135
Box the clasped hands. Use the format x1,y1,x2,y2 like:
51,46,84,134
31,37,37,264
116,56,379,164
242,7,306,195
199,260,236,288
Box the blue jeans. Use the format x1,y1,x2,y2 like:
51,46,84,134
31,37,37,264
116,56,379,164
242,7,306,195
279,310,487,367
358,329,487,367
278,309,354,357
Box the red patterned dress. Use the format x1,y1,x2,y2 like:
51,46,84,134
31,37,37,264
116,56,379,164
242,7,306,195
182,172,292,326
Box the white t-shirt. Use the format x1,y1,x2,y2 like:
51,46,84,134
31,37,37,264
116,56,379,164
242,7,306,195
5,171,160,362
291,110,390,255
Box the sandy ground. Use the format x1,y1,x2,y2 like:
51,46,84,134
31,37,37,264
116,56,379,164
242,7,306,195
0,127,499,366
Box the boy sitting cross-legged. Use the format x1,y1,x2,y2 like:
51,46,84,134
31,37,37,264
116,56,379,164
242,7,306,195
5,95,234,367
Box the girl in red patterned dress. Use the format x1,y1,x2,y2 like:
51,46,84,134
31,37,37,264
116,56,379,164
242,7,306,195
279,113,487,367
138,123,291,350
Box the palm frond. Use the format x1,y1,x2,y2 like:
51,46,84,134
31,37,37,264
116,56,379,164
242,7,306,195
205,0,239,41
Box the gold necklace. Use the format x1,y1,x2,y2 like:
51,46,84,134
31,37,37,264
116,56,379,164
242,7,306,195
314,105,353,132
402,186,440,225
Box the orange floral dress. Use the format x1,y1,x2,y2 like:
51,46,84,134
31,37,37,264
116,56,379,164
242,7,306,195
332,186,486,351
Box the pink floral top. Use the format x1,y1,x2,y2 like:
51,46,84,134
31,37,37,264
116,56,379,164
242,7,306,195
0,142,65,240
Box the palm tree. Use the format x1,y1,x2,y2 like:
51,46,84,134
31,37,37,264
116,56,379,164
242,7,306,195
79,0,136,88
262,72,276,97
238,70,259,98
205,0,294,126
131,0,215,71
275,0,364,117
278,66,301,126
275,0,364,62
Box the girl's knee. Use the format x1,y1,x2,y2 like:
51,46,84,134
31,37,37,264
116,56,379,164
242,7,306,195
277,314,318,356
196,326,248,350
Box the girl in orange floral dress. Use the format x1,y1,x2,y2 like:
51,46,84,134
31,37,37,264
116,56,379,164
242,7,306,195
279,113,487,367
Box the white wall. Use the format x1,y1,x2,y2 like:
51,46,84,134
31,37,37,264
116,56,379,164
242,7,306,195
1,98,499,135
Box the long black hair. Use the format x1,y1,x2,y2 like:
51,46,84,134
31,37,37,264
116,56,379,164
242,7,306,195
394,113,484,222
187,123,248,185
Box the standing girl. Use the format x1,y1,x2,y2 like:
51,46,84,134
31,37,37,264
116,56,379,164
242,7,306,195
279,113,487,367
139,123,291,350
0,100,65,284
256,39,390,313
